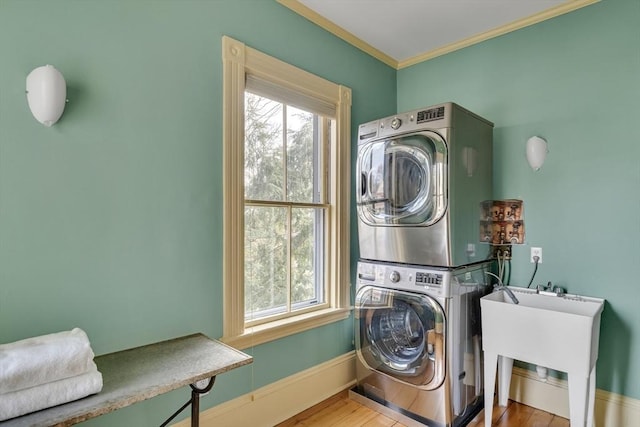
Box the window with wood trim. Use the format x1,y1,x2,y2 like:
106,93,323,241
221,36,351,349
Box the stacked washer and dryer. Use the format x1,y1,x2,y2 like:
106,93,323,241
353,103,494,427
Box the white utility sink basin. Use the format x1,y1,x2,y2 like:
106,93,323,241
481,287,605,427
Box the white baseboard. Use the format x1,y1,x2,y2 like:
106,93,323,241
509,366,640,426
172,354,638,427
172,352,356,427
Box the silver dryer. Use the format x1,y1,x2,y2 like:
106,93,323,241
356,102,493,268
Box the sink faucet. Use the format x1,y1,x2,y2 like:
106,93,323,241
537,281,566,297
485,272,519,304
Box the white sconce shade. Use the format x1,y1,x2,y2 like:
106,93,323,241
526,136,548,171
26,65,66,127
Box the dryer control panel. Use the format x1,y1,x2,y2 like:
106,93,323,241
357,103,465,145
416,106,445,124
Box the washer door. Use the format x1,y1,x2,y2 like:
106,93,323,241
355,286,446,390
356,131,447,226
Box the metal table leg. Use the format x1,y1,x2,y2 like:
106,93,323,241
160,377,216,427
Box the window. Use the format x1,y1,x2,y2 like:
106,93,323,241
244,93,328,324
221,36,351,349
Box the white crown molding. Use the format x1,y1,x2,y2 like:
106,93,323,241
278,0,600,70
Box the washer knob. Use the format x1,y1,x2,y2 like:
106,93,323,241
389,271,400,283
390,117,402,129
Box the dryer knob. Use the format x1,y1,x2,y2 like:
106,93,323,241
389,270,401,283
390,117,402,130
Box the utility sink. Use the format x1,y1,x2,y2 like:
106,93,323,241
481,287,604,373
480,287,605,427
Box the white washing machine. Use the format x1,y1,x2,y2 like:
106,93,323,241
353,260,491,426
356,103,493,268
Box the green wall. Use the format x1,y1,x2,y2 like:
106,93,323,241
0,1,396,425
398,0,640,399
2,0,638,424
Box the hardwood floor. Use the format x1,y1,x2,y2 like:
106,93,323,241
276,390,569,427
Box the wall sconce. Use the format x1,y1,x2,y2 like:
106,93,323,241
461,147,478,177
526,136,548,171
26,65,67,127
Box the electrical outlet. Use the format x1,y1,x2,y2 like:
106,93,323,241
531,247,542,263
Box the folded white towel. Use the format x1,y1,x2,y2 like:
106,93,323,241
0,368,103,421
0,328,97,394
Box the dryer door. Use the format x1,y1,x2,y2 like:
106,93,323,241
356,131,447,226
355,285,446,390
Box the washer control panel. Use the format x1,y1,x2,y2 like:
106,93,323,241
415,271,443,285
357,261,450,297
389,270,401,283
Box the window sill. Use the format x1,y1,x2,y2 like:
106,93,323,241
221,307,351,350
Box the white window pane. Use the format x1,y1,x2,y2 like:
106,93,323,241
243,93,330,323
244,206,287,320
291,208,325,307
244,93,284,201
287,107,318,203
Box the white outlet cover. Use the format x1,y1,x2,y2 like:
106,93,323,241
531,247,542,263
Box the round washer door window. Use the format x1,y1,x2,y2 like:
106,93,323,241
355,286,446,390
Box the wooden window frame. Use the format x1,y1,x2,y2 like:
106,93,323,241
221,36,351,349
